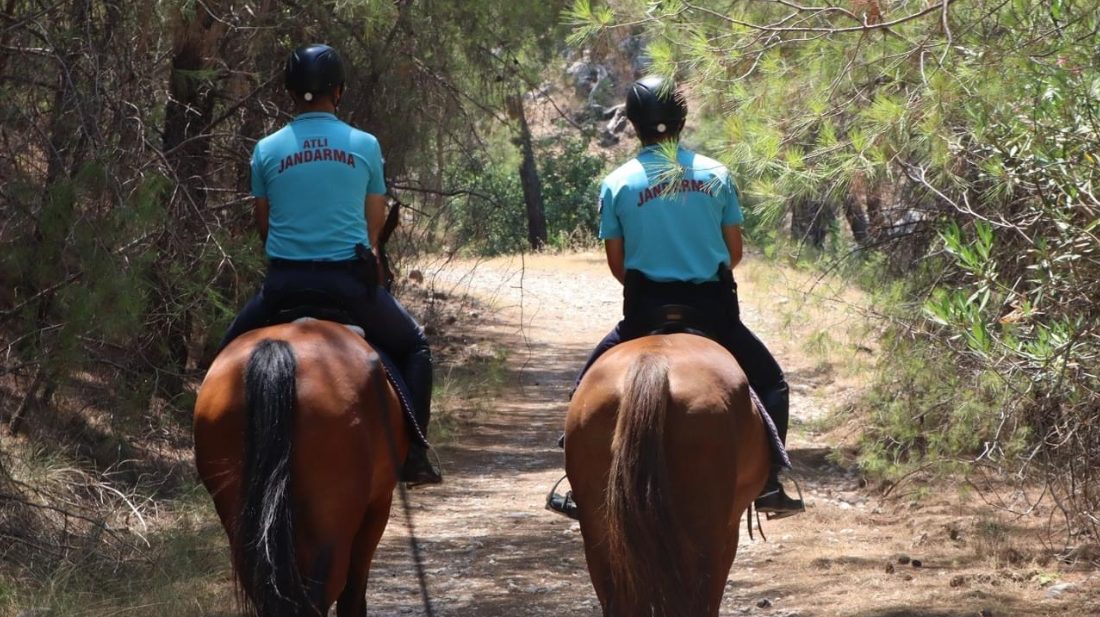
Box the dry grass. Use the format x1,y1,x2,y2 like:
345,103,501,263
0,439,236,616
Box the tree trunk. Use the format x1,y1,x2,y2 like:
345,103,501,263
790,198,834,248
506,94,547,250
865,190,885,240
163,3,228,211
0,0,20,78
843,193,869,245
158,3,228,391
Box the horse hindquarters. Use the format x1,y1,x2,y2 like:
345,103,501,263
196,324,407,617
569,335,756,617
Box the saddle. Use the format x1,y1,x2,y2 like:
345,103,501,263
269,288,360,329
265,289,429,447
635,303,718,339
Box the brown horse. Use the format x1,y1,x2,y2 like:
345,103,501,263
194,319,409,616
565,333,771,617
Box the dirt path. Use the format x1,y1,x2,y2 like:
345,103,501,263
363,252,1098,617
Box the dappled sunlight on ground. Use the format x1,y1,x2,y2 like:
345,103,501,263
360,251,1098,616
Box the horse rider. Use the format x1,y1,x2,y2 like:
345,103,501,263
547,76,803,519
219,43,441,486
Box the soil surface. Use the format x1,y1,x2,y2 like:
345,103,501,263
362,252,1098,617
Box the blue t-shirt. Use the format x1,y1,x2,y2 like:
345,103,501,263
598,144,744,283
250,112,387,261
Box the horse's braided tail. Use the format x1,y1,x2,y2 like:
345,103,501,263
605,353,694,617
237,339,313,616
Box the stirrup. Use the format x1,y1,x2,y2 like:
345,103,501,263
402,446,443,488
754,472,805,520
545,474,579,520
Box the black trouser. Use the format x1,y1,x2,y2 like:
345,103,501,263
574,270,789,444
220,262,433,433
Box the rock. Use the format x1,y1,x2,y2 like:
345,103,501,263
756,598,772,608
950,575,966,587
606,104,629,134
565,61,593,95
608,113,629,134
1045,582,1076,598
564,59,610,100
895,553,912,564
600,104,624,120
911,559,923,568
597,130,620,148
618,34,648,74
523,584,548,593
884,562,894,574
979,610,994,617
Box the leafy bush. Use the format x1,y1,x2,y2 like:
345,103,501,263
448,133,605,255
540,135,606,246
570,0,1100,546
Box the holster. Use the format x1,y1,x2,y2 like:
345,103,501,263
717,264,740,321
354,243,380,293
622,269,645,324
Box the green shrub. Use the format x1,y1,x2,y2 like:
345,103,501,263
448,133,605,255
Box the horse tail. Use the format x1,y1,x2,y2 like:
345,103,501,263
236,339,313,616
605,353,698,617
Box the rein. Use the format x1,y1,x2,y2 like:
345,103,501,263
375,194,434,614
374,377,436,617
395,475,435,617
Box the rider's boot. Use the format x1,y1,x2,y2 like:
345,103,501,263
753,383,803,517
546,486,579,520
400,345,442,487
754,465,804,518
546,432,578,518
402,443,442,487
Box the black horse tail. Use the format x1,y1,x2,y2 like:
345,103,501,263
236,339,313,616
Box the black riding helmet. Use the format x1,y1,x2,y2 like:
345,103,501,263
284,43,345,102
625,75,687,139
